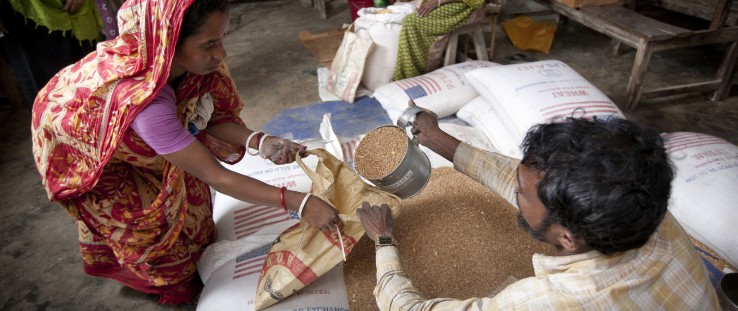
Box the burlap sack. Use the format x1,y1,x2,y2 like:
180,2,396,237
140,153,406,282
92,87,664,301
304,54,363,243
254,148,401,310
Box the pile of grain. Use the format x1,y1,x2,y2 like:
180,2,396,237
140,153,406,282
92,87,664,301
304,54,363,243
345,168,552,310
354,126,408,180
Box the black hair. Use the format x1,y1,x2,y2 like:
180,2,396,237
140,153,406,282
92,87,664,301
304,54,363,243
178,0,229,47
520,117,673,255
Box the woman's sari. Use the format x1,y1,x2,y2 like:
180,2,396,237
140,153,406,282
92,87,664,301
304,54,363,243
31,0,244,304
393,0,485,80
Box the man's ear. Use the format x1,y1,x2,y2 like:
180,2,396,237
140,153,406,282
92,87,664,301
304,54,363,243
549,224,589,253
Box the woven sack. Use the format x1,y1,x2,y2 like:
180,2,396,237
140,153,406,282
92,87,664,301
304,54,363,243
254,148,401,310
326,25,374,103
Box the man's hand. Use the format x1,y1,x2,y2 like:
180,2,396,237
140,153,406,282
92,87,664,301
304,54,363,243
357,202,395,241
411,111,460,162
63,0,84,13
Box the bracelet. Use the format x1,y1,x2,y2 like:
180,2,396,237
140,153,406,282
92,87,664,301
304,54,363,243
258,134,270,159
245,132,261,156
297,193,311,218
280,186,287,211
437,0,440,7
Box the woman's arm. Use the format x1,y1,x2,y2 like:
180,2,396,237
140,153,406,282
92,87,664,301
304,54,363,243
162,140,340,230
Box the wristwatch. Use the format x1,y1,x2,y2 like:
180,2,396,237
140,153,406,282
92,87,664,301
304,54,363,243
375,235,397,248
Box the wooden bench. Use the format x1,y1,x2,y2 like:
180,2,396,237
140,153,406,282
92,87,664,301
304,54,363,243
444,0,506,66
545,0,738,110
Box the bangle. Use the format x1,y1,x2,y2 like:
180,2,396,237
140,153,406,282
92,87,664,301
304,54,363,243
245,132,261,156
437,0,440,7
298,193,311,218
258,134,270,159
280,187,287,211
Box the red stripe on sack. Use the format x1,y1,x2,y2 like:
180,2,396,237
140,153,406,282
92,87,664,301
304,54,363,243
427,76,442,92
665,138,725,150
539,101,613,112
234,207,274,224
234,205,271,218
545,109,619,121
235,210,287,230
235,216,291,239
667,141,731,154
543,105,618,118
417,77,435,94
664,135,723,147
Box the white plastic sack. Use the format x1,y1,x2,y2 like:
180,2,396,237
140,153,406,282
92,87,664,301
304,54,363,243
465,60,625,143
355,4,414,91
373,60,499,119
457,96,523,159
663,132,738,268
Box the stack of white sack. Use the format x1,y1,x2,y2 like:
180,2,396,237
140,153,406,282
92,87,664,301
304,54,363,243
458,60,625,159
374,60,499,121
355,3,414,92
662,132,738,269
196,115,350,311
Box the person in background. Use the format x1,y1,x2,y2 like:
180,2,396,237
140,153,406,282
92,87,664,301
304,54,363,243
391,0,486,80
357,115,720,310
0,0,101,108
31,0,340,304
93,0,124,40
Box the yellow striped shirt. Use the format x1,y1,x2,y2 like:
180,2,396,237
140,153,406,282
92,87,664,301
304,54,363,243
373,143,719,310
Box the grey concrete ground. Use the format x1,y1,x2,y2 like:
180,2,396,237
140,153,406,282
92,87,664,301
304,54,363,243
0,0,736,310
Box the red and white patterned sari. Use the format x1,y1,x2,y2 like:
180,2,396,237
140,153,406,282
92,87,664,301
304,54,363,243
31,0,244,304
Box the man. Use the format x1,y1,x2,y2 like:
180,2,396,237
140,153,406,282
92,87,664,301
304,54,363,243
357,114,720,310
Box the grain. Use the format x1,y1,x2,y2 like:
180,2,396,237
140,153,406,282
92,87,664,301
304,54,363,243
345,168,553,310
355,126,409,179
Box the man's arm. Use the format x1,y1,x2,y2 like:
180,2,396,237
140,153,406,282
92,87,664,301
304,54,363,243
413,112,519,205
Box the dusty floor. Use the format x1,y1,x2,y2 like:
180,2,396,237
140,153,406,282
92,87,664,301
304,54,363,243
0,0,737,310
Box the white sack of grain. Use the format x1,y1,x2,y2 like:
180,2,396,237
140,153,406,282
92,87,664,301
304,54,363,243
465,60,625,144
374,60,499,119
663,132,738,268
457,96,523,159
198,258,349,311
355,4,413,91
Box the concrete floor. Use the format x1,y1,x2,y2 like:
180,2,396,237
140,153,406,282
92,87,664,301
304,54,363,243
1,0,737,310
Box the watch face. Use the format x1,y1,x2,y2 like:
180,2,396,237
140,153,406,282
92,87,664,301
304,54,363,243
378,236,393,245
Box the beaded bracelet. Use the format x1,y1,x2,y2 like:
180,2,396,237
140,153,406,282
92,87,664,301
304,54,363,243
245,131,261,156
297,193,311,218
280,186,287,211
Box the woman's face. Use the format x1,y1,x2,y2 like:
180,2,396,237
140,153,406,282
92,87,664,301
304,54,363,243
171,10,230,77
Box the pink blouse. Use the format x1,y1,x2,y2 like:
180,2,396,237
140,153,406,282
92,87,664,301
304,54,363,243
130,85,196,155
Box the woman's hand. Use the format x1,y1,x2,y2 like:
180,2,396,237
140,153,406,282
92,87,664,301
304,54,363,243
356,202,395,241
259,136,308,164
417,0,441,17
301,196,341,231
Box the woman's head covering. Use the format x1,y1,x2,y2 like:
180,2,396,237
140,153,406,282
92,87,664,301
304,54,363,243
32,0,244,201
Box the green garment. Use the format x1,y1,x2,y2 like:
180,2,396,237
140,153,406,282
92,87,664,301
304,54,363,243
9,0,103,42
394,0,484,80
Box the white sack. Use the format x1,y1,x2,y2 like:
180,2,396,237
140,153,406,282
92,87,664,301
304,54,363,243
663,132,738,268
373,60,499,119
457,96,523,159
466,60,625,143
355,4,413,91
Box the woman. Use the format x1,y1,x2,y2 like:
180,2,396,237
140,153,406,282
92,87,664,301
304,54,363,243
31,0,340,304
393,0,485,80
